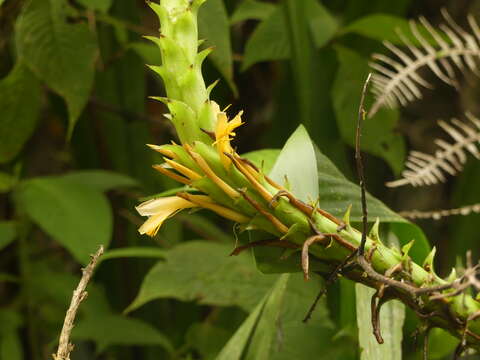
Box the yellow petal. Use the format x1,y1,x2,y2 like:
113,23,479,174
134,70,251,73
135,196,195,216
136,196,197,236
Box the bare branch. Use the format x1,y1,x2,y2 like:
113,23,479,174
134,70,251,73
53,246,104,360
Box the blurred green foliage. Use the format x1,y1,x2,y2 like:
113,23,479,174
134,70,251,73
0,0,478,359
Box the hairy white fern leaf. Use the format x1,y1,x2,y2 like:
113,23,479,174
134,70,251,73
369,9,480,117
386,112,480,188
399,203,480,220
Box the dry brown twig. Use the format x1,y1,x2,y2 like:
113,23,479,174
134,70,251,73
52,245,104,360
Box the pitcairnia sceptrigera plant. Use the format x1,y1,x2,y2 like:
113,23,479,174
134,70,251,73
137,0,480,352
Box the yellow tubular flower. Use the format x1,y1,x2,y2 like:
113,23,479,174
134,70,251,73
136,196,197,237
212,101,244,169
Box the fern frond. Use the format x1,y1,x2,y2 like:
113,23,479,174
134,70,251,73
386,112,480,187
399,203,480,220
369,9,480,117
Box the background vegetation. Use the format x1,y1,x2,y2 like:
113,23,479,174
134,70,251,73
0,0,479,359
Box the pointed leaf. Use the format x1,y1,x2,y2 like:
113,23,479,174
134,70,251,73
215,294,268,360
61,170,138,192
14,176,112,264
15,0,97,136
356,284,405,360
198,0,236,94
0,63,41,163
332,45,405,174
127,241,278,313
269,125,318,202
230,0,276,24
73,314,174,353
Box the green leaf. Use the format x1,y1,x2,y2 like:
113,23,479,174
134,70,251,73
100,247,167,262
0,222,16,251
61,170,138,192
244,274,290,360
127,241,278,313
198,0,237,95
14,176,112,264
308,2,338,48
73,314,174,353
340,14,440,46
269,125,318,203
216,274,335,360
242,5,289,70
77,0,112,13
187,322,232,359
332,45,405,174
341,14,412,43
242,0,337,71
215,293,268,360
15,0,97,136
0,62,41,163
356,284,405,360
230,0,276,24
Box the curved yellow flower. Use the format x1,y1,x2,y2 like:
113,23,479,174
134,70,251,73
136,196,197,236
212,101,244,169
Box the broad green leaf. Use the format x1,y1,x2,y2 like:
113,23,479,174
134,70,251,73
0,63,41,163
230,0,276,24
0,222,16,251
61,170,138,192
127,241,278,313
340,14,441,46
340,14,413,43
269,125,318,203
176,213,233,243
356,284,405,360
264,274,334,360
73,314,174,353
242,0,337,70
215,294,268,360
244,274,290,360
100,247,167,262
15,0,97,136
332,45,405,174
187,322,232,359
77,0,112,13
14,176,112,264
216,274,335,360
198,0,237,95
242,5,289,70
308,2,338,48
